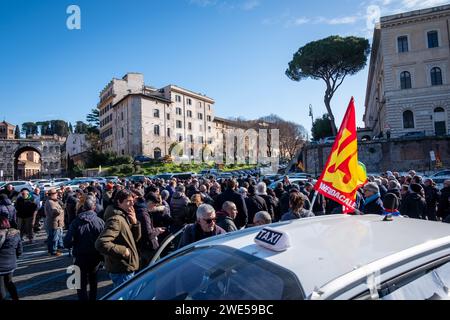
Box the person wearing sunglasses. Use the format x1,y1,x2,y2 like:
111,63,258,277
178,204,226,249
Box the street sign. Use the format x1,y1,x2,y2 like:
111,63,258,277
430,151,436,162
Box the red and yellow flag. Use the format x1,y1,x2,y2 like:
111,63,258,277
314,97,367,213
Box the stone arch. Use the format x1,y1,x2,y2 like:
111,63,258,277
13,146,42,180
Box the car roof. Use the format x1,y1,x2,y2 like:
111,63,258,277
191,215,450,296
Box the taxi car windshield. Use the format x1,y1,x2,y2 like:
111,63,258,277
104,246,304,300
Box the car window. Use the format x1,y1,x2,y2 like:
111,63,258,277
354,258,450,300
106,246,304,300
382,261,450,300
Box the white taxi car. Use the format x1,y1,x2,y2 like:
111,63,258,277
103,215,450,300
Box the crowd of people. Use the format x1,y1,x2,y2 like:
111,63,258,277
0,168,450,300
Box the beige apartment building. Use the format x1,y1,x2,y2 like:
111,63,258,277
364,4,450,138
98,73,215,159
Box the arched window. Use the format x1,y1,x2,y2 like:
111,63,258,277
403,110,415,129
154,125,160,136
400,71,412,89
153,148,161,159
431,67,443,86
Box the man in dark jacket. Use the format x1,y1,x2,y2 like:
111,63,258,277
361,182,384,215
169,185,190,233
400,184,427,219
0,216,22,301
0,194,17,229
64,195,105,301
65,188,79,227
178,204,226,249
245,185,268,226
256,182,277,221
95,190,141,288
0,185,18,201
423,179,440,221
15,189,37,242
386,180,401,199
438,180,450,221
199,185,214,206
214,180,248,229
216,201,238,233
135,192,165,269
274,182,286,200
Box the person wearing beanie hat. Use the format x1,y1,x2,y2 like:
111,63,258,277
361,182,384,215
382,193,402,217
400,183,427,219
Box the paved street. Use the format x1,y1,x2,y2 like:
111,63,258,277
13,230,113,300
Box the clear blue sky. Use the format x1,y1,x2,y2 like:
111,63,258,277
1,0,448,134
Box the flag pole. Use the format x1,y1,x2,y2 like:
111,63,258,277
309,191,318,214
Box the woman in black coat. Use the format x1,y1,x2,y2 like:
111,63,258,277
0,215,22,300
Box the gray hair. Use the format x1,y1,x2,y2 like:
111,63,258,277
160,190,169,200
254,211,272,225
256,182,267,195
83,195,97,211
373,178,382,186
388,180,400,190
176,184,185,193
364,182,379,194
196,204,215,221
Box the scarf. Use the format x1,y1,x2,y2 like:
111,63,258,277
364,193,380,206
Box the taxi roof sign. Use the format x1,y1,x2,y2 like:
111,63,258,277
254,227,291,252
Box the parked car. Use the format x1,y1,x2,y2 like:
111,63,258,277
104,176,120,184
103,215,450,300
134,155,152,163
155,173,175,181
52,178,71,186
62,178,98,191
400,131,426,139
5,181,35,192
269,177,316,190
129,175,146,183
171,172,195,180
33,179,53,188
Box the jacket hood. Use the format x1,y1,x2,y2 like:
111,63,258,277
78,210,98,222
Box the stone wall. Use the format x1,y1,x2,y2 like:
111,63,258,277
304,137,450,176
0,139,63,180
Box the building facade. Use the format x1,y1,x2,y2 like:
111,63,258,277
98,73,215,159
66,133,90,166
17,151,41,179
364,5,450,138
0,121,15,140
